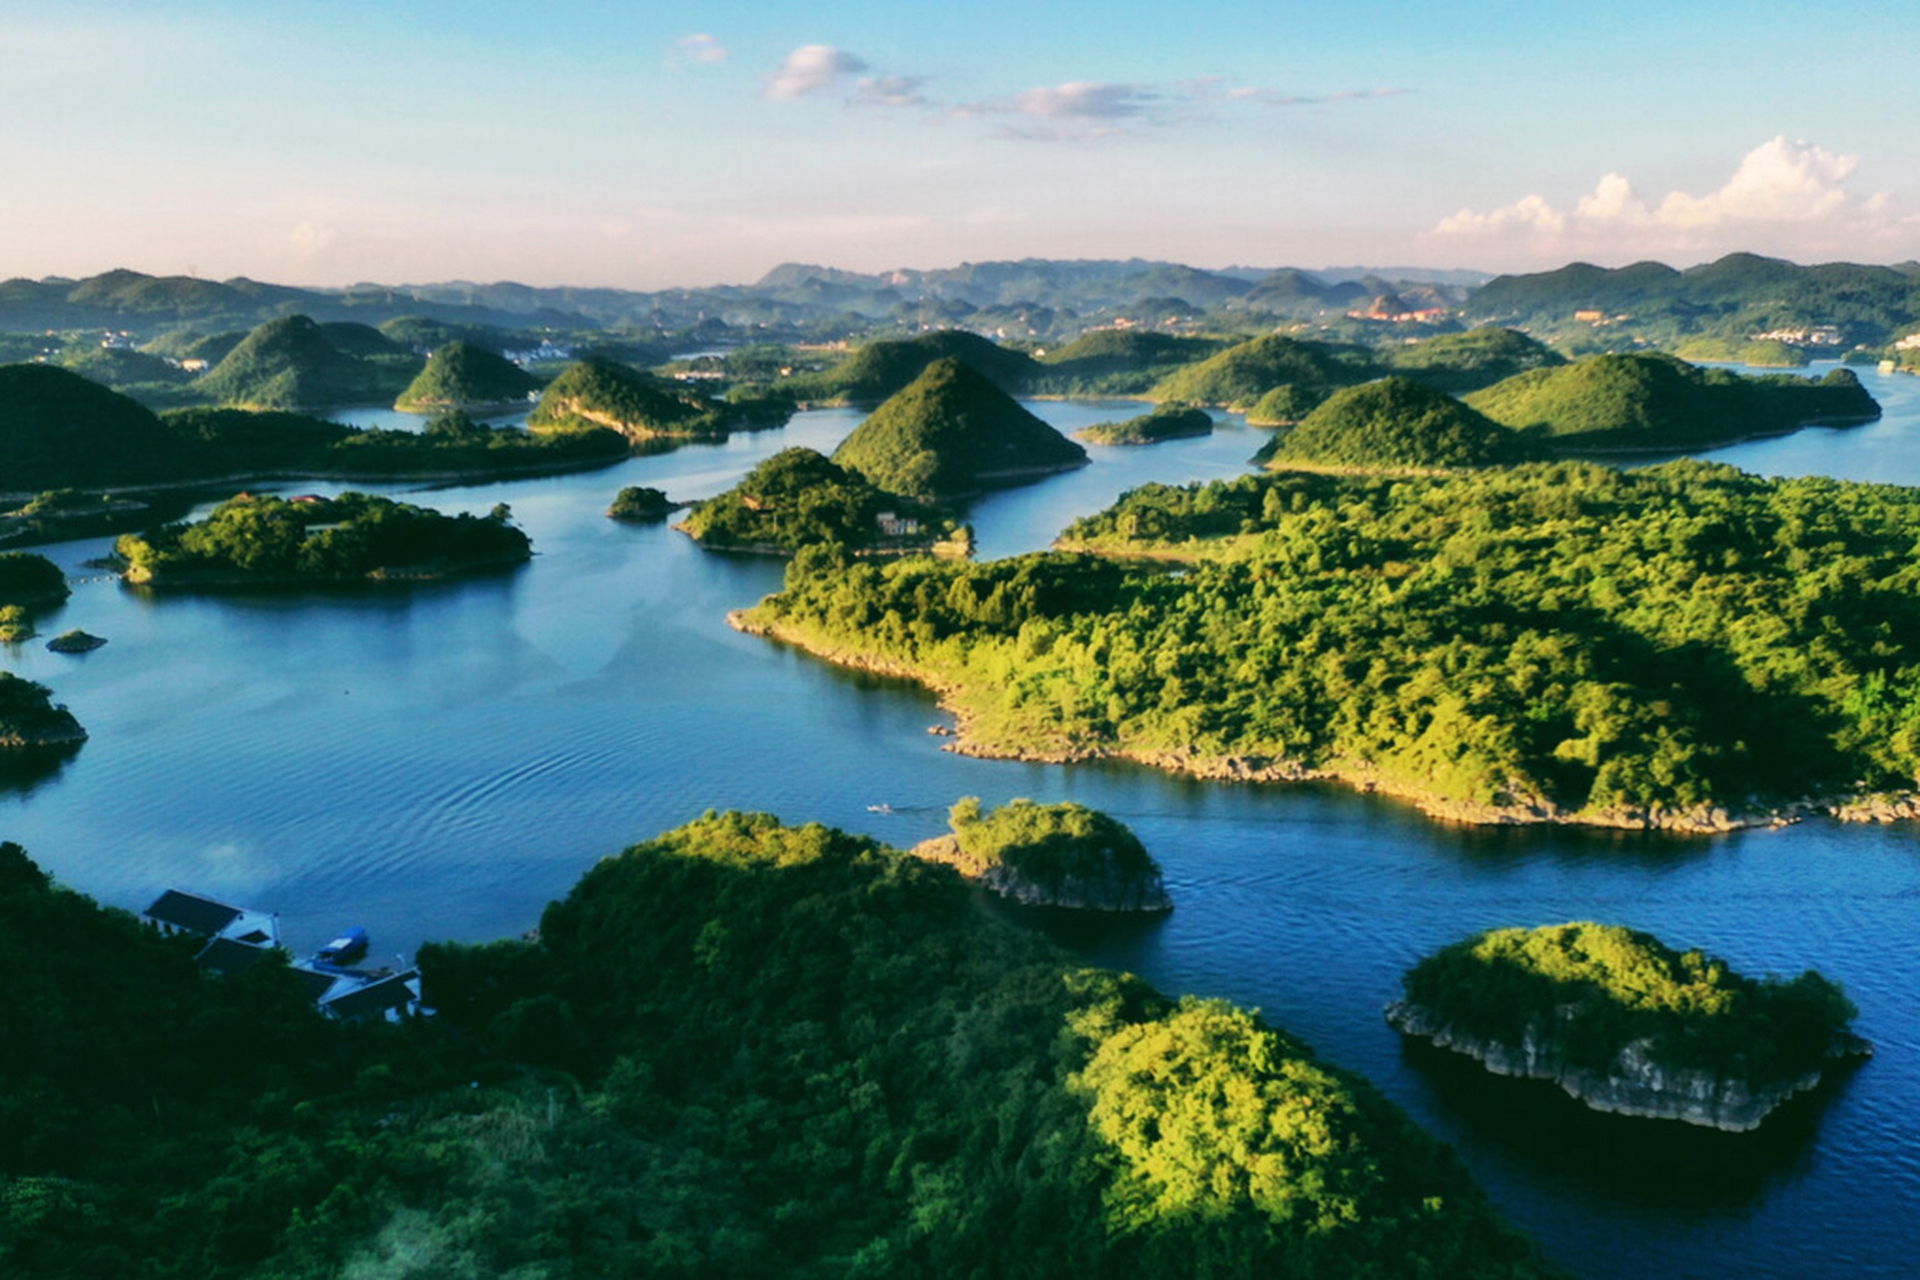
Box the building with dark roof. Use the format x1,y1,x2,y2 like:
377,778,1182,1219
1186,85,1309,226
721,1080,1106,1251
196,935,272,978
143,889,242,937
322,971,420,1023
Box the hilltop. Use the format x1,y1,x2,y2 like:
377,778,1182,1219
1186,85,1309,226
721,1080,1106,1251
0,363,196,491
1150,334,1370,419
192,315,421,410
831,357,1086,501
678,447,954,555
1033,330,1231,395
1466,252,1920,351
788,329,1042,403
1375,327,1565,392
1256,377,1545,471
528,357,788,442
1466,354,1880,451
394,340,541,411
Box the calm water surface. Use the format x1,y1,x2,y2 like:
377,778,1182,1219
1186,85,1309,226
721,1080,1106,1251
6,379,1920,1279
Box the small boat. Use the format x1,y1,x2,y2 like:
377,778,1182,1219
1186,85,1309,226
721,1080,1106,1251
867,803,894,814
317,927,370,966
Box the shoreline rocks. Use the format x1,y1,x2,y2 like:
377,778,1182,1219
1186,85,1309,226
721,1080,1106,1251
1384,998,1870,1132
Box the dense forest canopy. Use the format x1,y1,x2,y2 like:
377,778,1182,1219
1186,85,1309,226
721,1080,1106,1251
0,825,1558,1278
117,491,531,584
746,460,1920,826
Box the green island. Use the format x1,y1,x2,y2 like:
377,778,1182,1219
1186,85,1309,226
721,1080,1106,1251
116,492,531,587
831,357,1088,502
0,825,1557,1278
736,460,1920,831
1076,401,1214,446
393,340,541,412
606,484,676,522
0,671,85,749
1254,377,1546,471
44,628,106,654
528,356,791,443
1385,922,1868,1131
1465,354,1879,452
911,796,1173,910
677,447,961,556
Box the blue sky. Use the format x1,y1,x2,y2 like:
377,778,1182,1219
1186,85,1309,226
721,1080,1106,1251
4,1,1916,287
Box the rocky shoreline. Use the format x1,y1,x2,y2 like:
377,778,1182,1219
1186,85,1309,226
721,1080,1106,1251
907,833,1172,912
728,612,1918,834
123,549,530,589
1384,998,1871,1132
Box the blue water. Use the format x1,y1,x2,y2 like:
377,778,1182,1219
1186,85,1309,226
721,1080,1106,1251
5,379,1919,1278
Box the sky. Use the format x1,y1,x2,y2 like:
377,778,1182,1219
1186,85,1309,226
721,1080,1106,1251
4,0,1918,289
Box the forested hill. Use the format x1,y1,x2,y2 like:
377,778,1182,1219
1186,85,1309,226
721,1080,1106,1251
1466,253,1920,349
0,825,1560,1277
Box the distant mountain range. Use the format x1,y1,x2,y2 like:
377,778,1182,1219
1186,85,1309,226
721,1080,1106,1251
6,253,1920,352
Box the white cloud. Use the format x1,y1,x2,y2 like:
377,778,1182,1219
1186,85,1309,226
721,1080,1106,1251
671,33,729,67
1011,81,1155,120
1428,137,1904,264
855,74,930,109
1218,85,1410,107
763,44,867,100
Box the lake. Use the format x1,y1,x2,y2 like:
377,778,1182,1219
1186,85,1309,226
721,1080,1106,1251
5,374,1918,1278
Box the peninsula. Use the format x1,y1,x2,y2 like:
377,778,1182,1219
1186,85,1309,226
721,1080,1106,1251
736,460,1920,832
1385,922,1869,1131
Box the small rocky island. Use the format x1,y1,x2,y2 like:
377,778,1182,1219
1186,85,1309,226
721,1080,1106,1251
1386,922,1869,1131
45,629,106,653
909,796,1172,911
1076,402,1213,446
606,485,677,522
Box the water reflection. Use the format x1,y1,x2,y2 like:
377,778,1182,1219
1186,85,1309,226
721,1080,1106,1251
1396,1035,1858,1212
